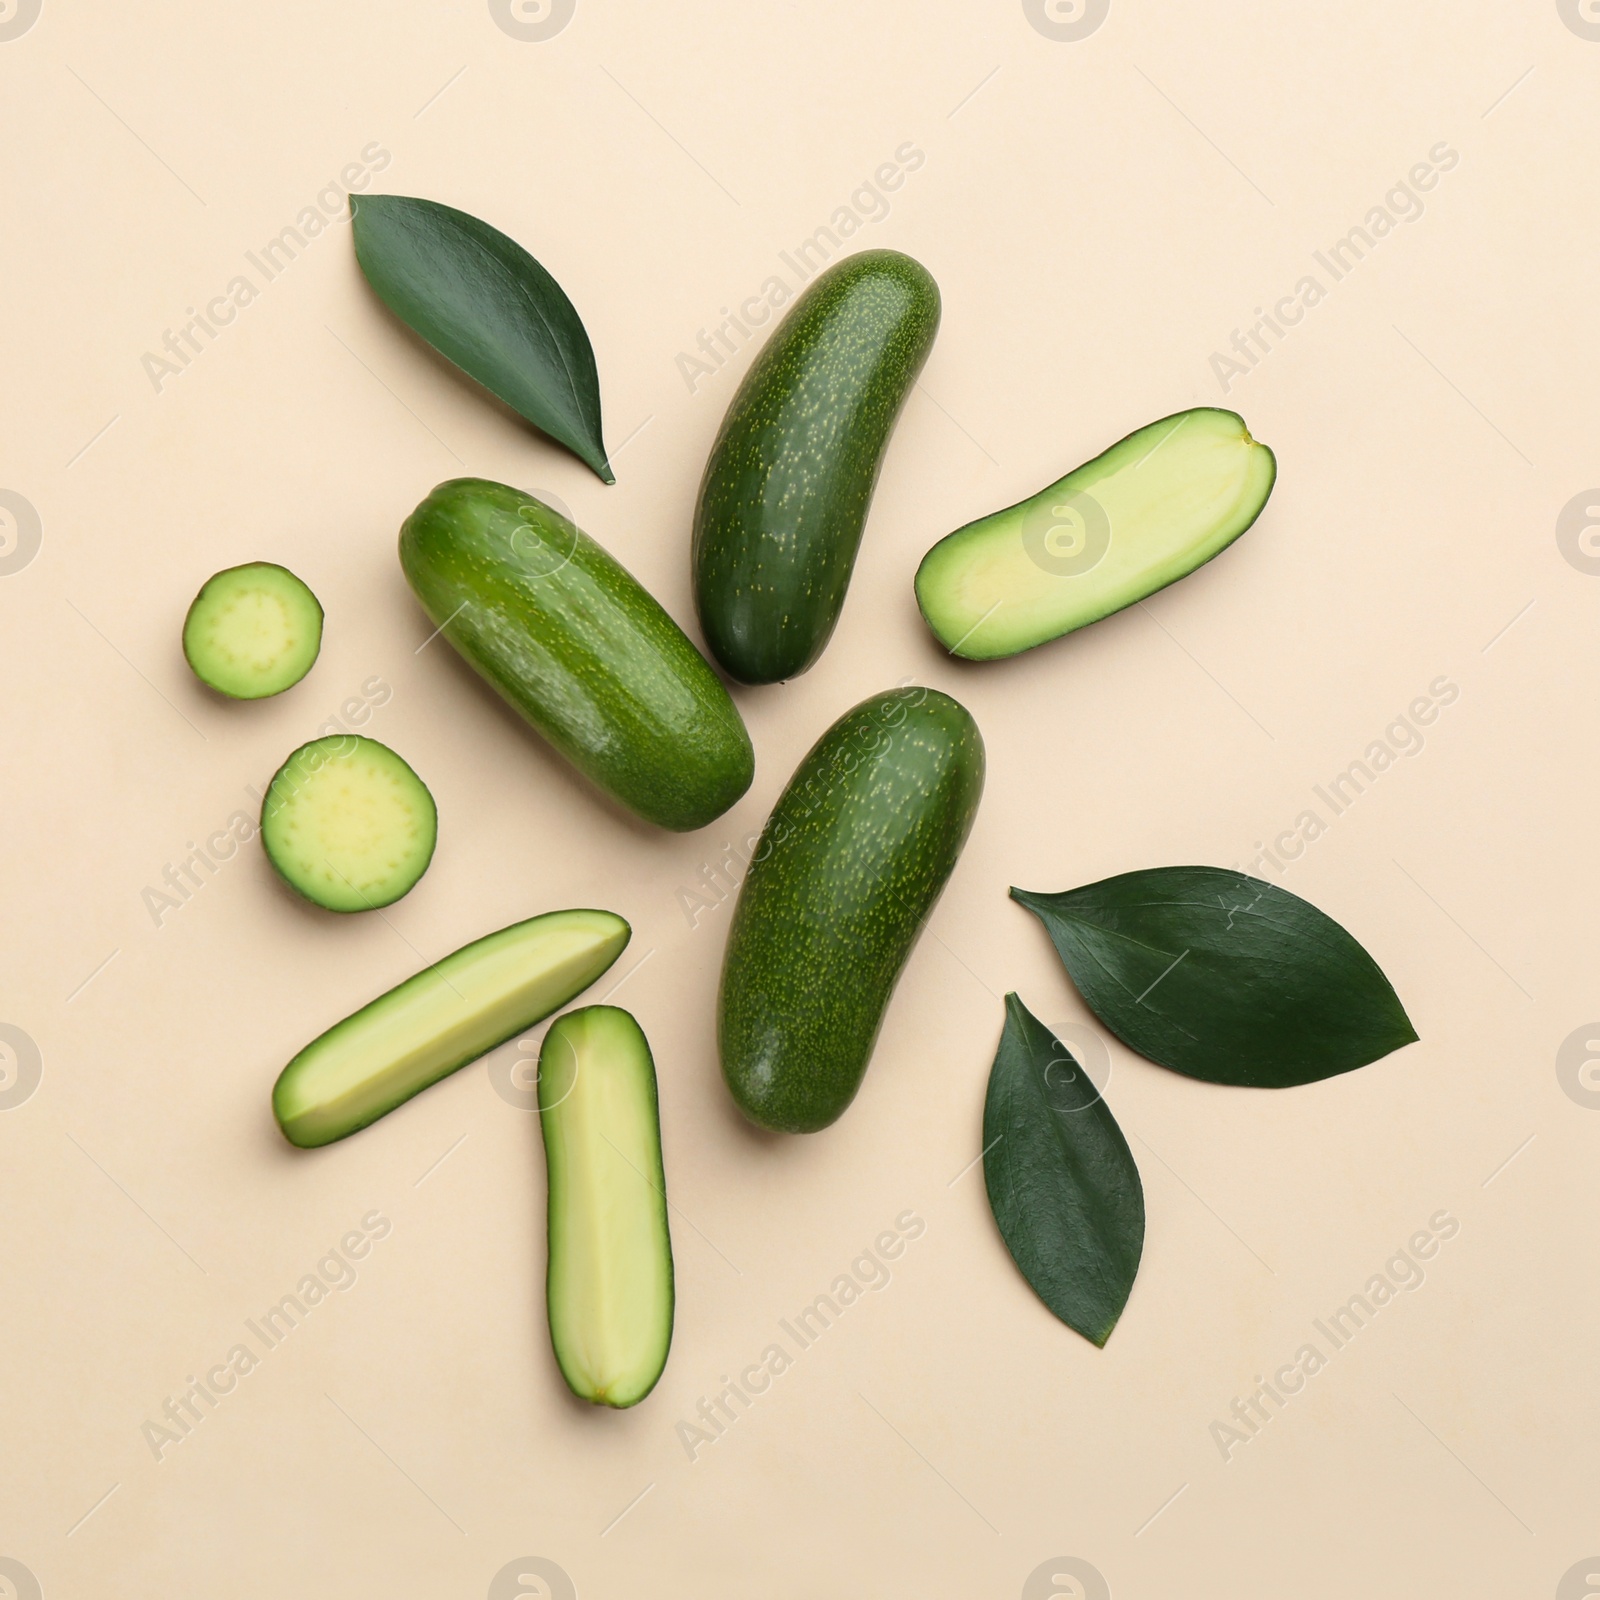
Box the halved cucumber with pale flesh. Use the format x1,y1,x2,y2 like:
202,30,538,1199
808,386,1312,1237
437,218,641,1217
261,735,437,912
915,408,1276,660
540,1005,674,1407
183,562,323,698
273,909,630,1147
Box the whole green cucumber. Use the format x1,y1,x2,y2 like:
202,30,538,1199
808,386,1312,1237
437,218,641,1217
401,478,753,832
719,686,984,1132
692,251,941,684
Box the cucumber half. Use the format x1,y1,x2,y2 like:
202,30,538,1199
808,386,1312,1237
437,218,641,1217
261,735,438,912
540,1005,674,1407
915,408,1276,660
273,908,630,1147
183,562,324,698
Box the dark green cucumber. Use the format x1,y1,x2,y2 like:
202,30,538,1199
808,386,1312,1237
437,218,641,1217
401,478,753,832
719,686,984,1132
692,250,941,684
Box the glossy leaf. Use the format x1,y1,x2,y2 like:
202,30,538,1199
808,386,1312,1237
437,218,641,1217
1012,867,1417,1089
351,194,614,483
983,994,1144,1346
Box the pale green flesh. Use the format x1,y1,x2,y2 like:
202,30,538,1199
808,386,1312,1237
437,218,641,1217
261,735,437,912
183,562,323,698
541,1006,674,1408
274,910,629,1147
915,408,1276,660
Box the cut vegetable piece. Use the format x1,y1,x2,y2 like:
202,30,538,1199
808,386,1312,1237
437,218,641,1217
261,735,437,912
719,685,984,1133
915,408,1276,660
183,562,323,698
983,994,1144,1347
351,194,614,484
273,908,630,1147
1012,867,1418,1088
540,1006,674,1407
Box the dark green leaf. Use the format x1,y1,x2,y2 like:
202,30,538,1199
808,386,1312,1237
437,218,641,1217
351,194,614,483
1012,867,1418,1089
983,994,1144,1346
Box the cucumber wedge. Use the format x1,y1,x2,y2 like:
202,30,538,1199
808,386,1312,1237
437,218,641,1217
915,408,1276,660
273,909,630,1147
539,1006,674,1407
261,735,437,912
183,562,323,698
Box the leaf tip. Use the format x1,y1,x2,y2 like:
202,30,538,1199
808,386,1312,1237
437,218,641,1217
348,189,393,230
1382,987,1420,1053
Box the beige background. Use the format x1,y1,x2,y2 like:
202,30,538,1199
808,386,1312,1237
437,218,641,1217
2,1,1597,1595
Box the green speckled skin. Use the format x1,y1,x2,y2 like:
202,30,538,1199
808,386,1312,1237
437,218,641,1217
692,251,941,684
401,478,753,832
719,687,984,1133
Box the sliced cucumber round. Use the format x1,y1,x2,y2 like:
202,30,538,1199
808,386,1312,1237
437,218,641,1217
261,735,437,912
183,562,324,698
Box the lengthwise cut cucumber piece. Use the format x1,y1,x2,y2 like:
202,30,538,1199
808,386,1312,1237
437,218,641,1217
540,1006,674,1407
183,562,323,698
915,408,1276,660
400,478,754,832
719,686,984,1133
273,909,630,1147
261,735,437,912
693,250,941,684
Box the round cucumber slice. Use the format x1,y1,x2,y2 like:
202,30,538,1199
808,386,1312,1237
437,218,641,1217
183,562,324,698
261,735,437,912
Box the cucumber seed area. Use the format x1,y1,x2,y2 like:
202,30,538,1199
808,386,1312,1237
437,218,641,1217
202,585,298,662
